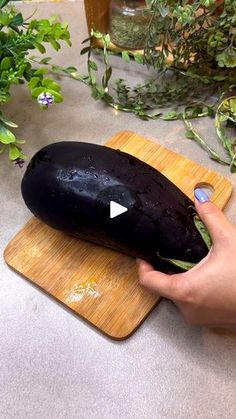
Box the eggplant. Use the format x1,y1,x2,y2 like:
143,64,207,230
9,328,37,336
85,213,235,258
21,141,210,273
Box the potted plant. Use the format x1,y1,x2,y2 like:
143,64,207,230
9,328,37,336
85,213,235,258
81,0,236,171
0,0,72,164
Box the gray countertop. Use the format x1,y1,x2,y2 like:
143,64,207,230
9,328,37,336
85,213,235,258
1,2,236,418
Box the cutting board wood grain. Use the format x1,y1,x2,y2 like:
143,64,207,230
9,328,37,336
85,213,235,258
4,131,233,339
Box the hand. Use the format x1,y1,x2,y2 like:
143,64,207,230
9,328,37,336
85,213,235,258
137,188,236,330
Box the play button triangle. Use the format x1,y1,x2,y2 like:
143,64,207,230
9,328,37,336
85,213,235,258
110,201,128,219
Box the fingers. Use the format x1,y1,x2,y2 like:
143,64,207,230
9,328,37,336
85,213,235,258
137,257,213,302
194,196,233,245
137,189,234,304
137,259,186,300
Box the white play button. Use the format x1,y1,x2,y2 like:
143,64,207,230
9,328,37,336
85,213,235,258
110,201,128,219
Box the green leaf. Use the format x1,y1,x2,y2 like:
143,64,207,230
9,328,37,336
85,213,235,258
157,4,169,18
91,30,103,39
9,144,20,160
39,57,52,65
42,77,55,87
194,215,212,250
64,38,72,47
91,85,103,100
103,66,112,87
51,64,61,73
122,51,130,64
96,85,105,96
230,154,236,173
81,37,91,44
10,12,24,27
0,90,10,103
0,57,13,70
0,31,6,43
37,18,50,28
34,42,46,54
65,66,78,73
134,54,144,64
0,112,18,128
31,87,45,98
104,34,111,48
213,74,226,82
216,46,236,68
186,130,195,139
88,60,98,71
50,39,61,51
34,68,48,76
162,111,178,120
48,90,63,103
80,46,90,55
0,10,10,26
0,125,16,144
156,252,196,271
47,81,61,92
0,0,11,9
28,77,40,89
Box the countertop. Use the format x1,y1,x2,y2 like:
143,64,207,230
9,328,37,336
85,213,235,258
1,2,236,418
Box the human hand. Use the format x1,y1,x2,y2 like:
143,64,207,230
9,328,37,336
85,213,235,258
137,188,236,329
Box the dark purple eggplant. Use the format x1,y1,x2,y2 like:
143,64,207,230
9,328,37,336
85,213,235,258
21,141,210,273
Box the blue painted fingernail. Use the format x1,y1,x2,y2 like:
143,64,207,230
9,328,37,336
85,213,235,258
194,188,209,203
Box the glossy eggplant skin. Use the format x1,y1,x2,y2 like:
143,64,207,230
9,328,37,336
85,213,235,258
21,141,208,273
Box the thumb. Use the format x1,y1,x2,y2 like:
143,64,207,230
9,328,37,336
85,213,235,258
194,188,233,245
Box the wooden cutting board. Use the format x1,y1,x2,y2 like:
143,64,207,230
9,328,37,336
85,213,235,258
4,131,233,339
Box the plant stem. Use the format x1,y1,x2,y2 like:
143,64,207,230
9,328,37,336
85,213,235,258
183,108,230,165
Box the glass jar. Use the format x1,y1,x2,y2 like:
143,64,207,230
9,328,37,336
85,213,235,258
109,0,152,50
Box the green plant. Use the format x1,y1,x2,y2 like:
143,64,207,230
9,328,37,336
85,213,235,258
79,0,236,172
0,0,71,163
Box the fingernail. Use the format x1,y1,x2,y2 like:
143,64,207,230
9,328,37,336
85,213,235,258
194,188,209,203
